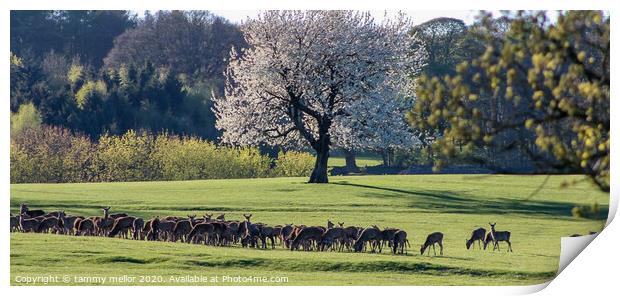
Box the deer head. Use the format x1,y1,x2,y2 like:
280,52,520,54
338,222,344,228
243,214,252,221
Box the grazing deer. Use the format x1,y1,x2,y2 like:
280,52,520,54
353,227,382,253
420,232,444,256
19,204,45,218
320,227,346,251
290,226,324,251
187,222,215,244
10,215,19,232
37,216,62,233
172,215,196,242
484,223,513,252
259,226,277,249
144,217,160,241
216,213,226,221
280,224,294,248
378,228,400,253
75,218,95,236
466,227,486,250
132,218,144,240
392,230,409,255
19,213,41,232
157,220,176,241
107,216,136,238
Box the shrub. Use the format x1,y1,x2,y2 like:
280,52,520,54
10,126,94,183
92,130,158,182
273,150,315,177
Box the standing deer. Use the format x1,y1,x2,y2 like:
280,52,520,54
420,232,444,256
353,227,381,252
172,215,196,242
187,222,215,244
466,227,486,250
216,213,226,221
392,230,409,254
37,215,62,233
320,227,346,251
75,218,95,236
290,226,324,251
327,220,334,229
10,215,19,232
107,216,136,238
133,218,145,240
485,223,513,252
19,213,41,232
19,204,45,217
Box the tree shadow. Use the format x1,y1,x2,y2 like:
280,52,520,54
331,181,608,220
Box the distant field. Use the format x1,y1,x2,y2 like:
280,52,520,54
10,175,608,285
327,156,383,168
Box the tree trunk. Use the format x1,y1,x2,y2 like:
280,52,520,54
309,132,330,183
343,149,360,173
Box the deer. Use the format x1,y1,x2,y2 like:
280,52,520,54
343,225,360,251
327,220,335,229
75,218,95,236
485,223,513,252
204,213,214,222
37,215,63,233
144,217,160,241
107,216,136,238
187,222,215,245
320,227,346,251
243,213,252,222
157,219,176,241
290,226,324,251
280,224,294,248
392,230,410,255
466,227,486,250
378,228,400,253
420,232,444,256
259,225,277,249
10,215,19,232
19,204,45,218
59,212,80,235
18,213,41,232
216,213,226,221
172,215,196,242
94,207,115,236
353,227,382,253
132,218,144,240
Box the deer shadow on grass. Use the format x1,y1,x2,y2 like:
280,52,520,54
331,181,608,220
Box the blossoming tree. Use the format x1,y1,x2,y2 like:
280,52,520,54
214,11,424,183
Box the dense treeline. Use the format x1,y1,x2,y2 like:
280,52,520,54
10,126,314,183
10,10,244,141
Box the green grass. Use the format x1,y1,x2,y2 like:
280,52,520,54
327,156,383,168
10,175,608,286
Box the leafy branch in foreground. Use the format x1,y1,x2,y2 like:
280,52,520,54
409,11,609,191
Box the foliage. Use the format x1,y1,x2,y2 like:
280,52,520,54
273,150,315,177
10,126,94,183
10,10,137,68
10,127,304,183
215,11,425,183
104,10,245,87
10,103,42,135
409,11,609,191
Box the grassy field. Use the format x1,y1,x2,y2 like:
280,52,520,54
10,175,608,286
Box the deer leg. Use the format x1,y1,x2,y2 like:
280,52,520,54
507,241,513,252
432,244,436,255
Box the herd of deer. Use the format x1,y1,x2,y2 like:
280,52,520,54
11,204,513,255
